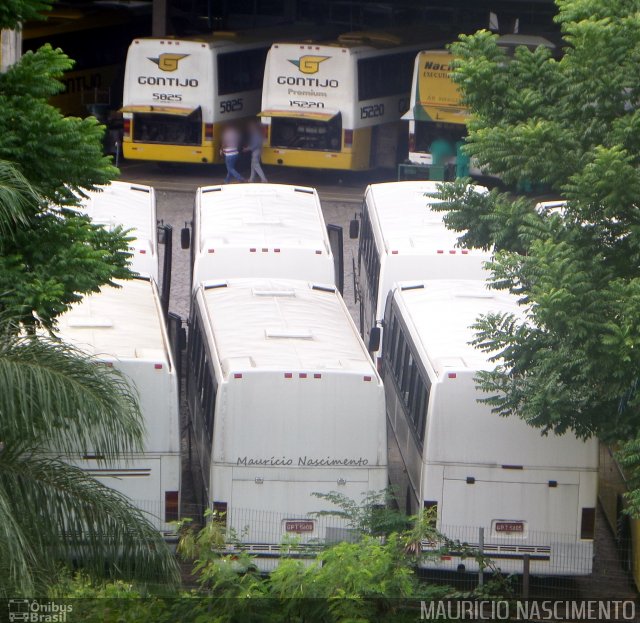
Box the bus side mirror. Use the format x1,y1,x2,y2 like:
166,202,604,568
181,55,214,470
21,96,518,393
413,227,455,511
181,225,191,250
368,327,381,352
157,221,166,244
179,326,187,351
349,218,359,239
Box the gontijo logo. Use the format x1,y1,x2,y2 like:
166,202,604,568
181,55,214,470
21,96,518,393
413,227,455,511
148,53,189,72
288,55,330,74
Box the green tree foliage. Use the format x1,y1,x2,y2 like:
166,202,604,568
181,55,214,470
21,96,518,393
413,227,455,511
0,0,52,28
0,45,117,204
1,0,129,329
0,160,131,330
44,497,513,621
431,0,640,487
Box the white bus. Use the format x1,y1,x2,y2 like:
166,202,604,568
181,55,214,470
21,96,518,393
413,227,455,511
181,183,343,293
186,278,387,564
350,181,491,361
55,277,182,539
122,33,271,164
382,280,598,575
72,181,173,312
259,31,435,171
74,181,159,281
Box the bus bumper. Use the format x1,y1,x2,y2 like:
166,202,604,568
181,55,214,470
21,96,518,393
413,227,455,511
262,148,369,171
123,141,220,164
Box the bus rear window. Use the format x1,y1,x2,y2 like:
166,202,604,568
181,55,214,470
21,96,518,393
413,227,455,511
133,110,202,145
270,115,342,151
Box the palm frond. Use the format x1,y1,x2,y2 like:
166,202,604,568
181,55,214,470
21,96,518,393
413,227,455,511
0,448,180,596
0,332,144,460
0,160,39,239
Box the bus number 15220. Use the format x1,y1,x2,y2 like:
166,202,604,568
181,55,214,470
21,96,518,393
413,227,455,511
360,103,385,119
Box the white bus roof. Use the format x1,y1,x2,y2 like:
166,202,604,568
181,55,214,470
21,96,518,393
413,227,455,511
196,183,330,252
365,181,490,256
394,279,522,376
55,278,170,366
198,279,376,376
73,181,157,280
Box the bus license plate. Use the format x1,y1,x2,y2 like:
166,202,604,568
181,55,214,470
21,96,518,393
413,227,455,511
284,520,314,533
494,521,525,534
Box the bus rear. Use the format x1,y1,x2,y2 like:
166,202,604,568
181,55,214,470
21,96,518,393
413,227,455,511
421,369,598,576
260,42,356,169
402,50,468,168
122,38,216,163
211,370,387,565
78,355,181,538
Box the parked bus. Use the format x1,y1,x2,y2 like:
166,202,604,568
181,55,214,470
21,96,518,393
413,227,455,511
259,31,439,171
55,277,182,539
121,25,336,164
402,36,555,172
186,278,387,566
22,3,151,116
382,280,599,575
70,181,173,312
181,183,343,292
350,181,491,362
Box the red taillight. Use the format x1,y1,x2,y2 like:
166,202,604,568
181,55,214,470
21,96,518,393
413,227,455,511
204,123,214,140
213,501,227,526
261,124,268,139
581,507,595,540
123,119,131,138
165,491,179,522
409,133,415,152
344,129,353,148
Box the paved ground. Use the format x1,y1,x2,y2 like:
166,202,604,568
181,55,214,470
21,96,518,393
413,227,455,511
119,158,393,204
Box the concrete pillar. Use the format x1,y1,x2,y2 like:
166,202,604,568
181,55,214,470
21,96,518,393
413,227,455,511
0,29,22,72
152,0,168,37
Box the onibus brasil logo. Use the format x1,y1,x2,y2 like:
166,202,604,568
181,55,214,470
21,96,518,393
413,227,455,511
8,599,72,622
288,55,330,74
148,53,189,72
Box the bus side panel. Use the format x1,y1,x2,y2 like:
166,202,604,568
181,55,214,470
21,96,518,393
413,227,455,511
384,368,423,514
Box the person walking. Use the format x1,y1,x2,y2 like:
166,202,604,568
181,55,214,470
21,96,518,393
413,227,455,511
220,124,245,183
244,120,268,183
